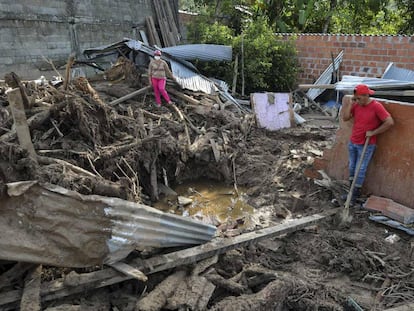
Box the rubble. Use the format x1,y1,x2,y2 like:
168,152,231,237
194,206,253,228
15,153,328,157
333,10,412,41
0,49,413,310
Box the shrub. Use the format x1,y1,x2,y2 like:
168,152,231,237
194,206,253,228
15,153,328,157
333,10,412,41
187,17,299,94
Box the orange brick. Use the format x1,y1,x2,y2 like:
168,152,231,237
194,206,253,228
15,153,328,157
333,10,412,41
365,196,414,224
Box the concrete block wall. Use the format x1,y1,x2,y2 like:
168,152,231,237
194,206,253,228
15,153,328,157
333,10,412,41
0,0,153,79
278,34,414,84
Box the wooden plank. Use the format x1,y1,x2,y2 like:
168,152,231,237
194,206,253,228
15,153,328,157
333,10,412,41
145,16,162,47
210,139,220,162
140,208,340,275
0,208,339,310
153,0,170,47
139,30,149,45
109,85,152,106
20,265,42,311
374,90,414,96
169,88,201,105
7,88,38,161
163,0,180,44
298,84,336,89
109,262,147,282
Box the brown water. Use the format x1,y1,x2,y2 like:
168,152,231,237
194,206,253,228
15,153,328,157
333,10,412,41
154,180,254,224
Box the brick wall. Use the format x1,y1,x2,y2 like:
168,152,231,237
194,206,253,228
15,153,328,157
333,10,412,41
0,0,154,79
278,34,414,84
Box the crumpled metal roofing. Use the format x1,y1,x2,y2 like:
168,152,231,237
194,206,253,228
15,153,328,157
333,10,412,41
306,50,344,100
0,181,217,267
82,38,246,110
160,44,232,61
335,75,414,93
382,62,414,82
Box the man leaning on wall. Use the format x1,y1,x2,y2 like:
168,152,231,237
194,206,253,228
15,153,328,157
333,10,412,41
341,84,394,204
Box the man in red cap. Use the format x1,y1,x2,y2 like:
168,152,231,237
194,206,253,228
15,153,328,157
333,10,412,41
341,84,394,203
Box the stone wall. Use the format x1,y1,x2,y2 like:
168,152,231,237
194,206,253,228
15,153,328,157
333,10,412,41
278,34,414,84
0,0,153,79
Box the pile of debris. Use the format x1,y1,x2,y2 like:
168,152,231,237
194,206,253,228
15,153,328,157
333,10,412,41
1,50,413,310
0,45,344,308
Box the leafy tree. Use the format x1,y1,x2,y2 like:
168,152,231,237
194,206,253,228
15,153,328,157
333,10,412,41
186,14,298,93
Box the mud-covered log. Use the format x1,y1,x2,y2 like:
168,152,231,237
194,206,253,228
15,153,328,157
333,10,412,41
205,269,248,295
136,270,187,311
20,265,42,311
209,278,292,311
165,275,215,311
0,263,36,292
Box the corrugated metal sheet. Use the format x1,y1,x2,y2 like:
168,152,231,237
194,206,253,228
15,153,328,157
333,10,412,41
306,50,344,100
170,59,218,94
0,181,216,267
335,75,414,93
160,44,232,61
83,39,244,109
104,195,217,263
382,62,414,82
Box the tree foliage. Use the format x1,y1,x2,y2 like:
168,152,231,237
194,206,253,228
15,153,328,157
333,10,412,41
180,0,414,34
186,13,299,93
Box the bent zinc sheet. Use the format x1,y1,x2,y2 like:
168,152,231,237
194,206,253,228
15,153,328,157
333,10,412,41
306,50,344,101
160,44,232,61
0,181,216,268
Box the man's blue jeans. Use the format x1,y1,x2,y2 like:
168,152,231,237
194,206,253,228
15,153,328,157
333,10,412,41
348,142,376,188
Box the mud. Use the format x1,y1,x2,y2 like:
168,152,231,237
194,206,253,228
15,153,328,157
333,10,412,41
0,67,412,310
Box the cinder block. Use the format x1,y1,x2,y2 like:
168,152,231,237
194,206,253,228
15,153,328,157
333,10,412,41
364,196,414,224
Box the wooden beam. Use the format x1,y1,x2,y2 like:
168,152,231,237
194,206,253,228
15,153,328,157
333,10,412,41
109,262,147,282
109,85,152,106
169,88,201,105
20,265,42,311
298,84,336,89
6,88,38,162
0,208,339,310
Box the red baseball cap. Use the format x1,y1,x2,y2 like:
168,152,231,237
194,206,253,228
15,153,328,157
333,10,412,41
354,84,375,96
154,50,162,56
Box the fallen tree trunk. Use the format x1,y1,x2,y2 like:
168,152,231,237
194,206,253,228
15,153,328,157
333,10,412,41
136,270,187,311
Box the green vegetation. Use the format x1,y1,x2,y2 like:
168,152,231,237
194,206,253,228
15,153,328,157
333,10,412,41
185,4,299,93
179,0,413,93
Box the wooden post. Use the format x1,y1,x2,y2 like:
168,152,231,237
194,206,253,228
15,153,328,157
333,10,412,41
20,265,42,311
7,88,38,162
232,54,239,95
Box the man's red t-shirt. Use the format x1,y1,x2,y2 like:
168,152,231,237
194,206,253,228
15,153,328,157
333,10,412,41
350,99,390,145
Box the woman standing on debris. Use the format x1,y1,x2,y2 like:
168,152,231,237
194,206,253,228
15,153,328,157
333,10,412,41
148,50,176,107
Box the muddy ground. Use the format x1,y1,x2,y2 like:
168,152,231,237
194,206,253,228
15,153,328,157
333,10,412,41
0,62,413,310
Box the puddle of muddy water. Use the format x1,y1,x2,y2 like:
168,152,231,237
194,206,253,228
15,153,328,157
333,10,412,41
154,180,255,226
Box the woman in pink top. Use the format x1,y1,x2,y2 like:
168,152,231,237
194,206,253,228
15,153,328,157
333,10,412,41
148,50,176,107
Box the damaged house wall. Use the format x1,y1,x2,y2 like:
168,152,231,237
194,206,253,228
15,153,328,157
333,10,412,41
0,0,163,79
318,100,414,208
278,34,414,84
